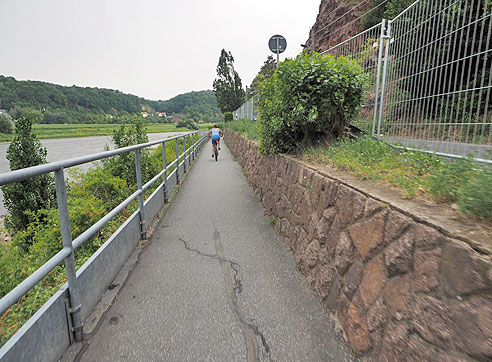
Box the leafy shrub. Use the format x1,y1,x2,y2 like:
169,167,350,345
176,118,198,130
224,112,233,122
427,157,475,202
221,120,260,141
0,113,14,134
458,168,492,219
258,52,368,154
102,118,155,186
2,118,56,245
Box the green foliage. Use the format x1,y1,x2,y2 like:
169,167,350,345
302,135,492,220
458,168,492,219
213,49,245,113
248,55,277,98
176,118,198,130
222,120,261,141
2,118,56,244
258,53,368,154
223,112,233,122
102,119,154,187
150,90,222,123
0,76,221,125
0,113,14,134
361,0,415,28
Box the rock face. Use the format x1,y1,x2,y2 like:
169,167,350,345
225,132,492,362
305,0,372,53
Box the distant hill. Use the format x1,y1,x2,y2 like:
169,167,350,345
0,75,222,123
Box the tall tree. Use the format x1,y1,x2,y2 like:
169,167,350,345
2,118,56,243
213,49,245,113
248,55,277,99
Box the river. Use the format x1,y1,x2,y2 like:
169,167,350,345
0,132,187,216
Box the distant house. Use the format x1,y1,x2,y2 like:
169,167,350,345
172,115,180,123
0,109,7,115
157,112,167,117
141,112,149,118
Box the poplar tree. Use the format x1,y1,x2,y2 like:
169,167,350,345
213,49,245,114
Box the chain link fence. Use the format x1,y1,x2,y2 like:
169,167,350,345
233,0,492,163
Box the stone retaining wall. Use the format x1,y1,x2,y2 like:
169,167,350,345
225,132,492,361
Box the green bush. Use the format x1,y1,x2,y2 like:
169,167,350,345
176,118,198,130
221,120,260,141
2,118,56,245
224,112,233,122
0,113,14,134
458,168,492,219
258,53,368,154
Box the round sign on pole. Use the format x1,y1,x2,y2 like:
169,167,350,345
268,34,287,54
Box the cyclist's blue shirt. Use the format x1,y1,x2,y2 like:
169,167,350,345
211,128,220,137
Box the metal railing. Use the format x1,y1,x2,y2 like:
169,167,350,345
233,0,492,163
0,130,207,342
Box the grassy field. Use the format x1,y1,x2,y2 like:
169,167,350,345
0,123,213,142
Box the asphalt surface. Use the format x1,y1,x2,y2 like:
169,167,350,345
79,141,356,362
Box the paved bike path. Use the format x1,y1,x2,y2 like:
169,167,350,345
79,142,355,362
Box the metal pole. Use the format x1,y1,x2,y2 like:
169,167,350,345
183,136,187,173
162,141,168,203
276,36,280,65
188,134,192,166
372,20,386,136
377,21,391,137
54,169,83,342
134,149,146,240
175,138,179,185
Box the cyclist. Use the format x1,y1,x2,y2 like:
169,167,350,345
208,124,223,157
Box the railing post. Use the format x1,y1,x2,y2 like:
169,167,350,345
183,136,187,173
134,149,146,240
188,134,192,166
192,133,196,160
162,141,168,203
175,138,179,185
54,169,84,342
372,19,386,136
377,21,391,138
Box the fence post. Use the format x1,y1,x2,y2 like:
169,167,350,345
162,141,168,203
54,169,84,342
175,138,179,185
134,149,146,240
188,134,192,166
183,136,187,173
377,21,391,137
372,19,386,136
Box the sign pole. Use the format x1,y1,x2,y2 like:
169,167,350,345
276,37,280,65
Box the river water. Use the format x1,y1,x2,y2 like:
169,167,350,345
0,132,187,216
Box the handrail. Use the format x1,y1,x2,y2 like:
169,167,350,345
0,132,197,186
0,130,208,339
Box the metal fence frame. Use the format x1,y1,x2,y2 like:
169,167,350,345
0,130,207,354
233,0,492,164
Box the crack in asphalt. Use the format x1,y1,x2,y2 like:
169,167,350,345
179,234,272,362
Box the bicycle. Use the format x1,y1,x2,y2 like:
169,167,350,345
213,140,219,161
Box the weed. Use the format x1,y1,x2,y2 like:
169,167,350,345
268,217,277,225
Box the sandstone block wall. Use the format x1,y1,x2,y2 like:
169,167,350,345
226,132,492,361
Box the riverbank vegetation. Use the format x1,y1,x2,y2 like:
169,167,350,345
0,119,190,345
0,76,223,125
0,122,209,142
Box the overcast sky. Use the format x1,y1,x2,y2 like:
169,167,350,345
0,0,320,101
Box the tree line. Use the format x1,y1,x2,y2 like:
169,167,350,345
0,75,222,126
